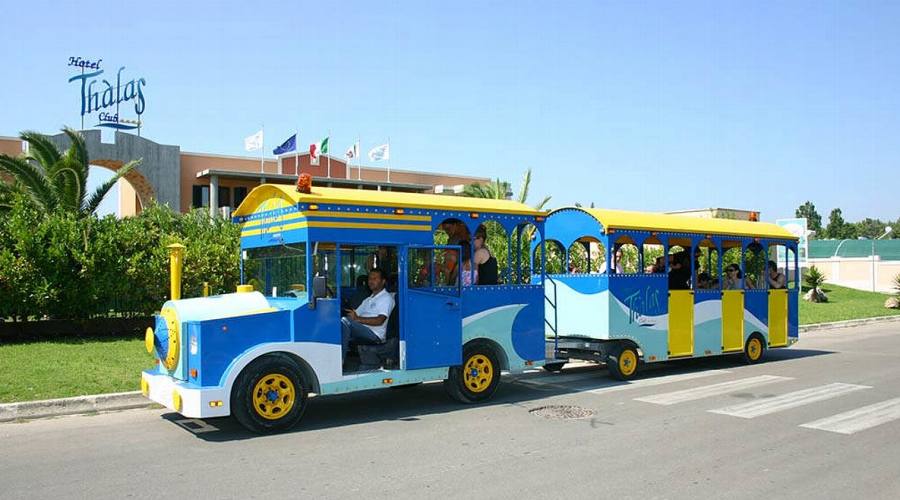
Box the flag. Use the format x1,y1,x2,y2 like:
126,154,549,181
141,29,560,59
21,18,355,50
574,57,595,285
272,134,297,155
344,141,360,160
244,130,263,152
368,143,389,161
310,137,329,166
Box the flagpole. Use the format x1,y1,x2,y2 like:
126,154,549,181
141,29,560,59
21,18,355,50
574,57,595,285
326,129,332,178
260,125,265,174
295,130,299,176
357,136,362,181
387,137,391,184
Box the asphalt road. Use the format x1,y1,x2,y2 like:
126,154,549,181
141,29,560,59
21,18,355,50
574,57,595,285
2,322,900,500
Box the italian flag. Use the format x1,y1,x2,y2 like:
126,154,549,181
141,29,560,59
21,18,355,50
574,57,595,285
309,137,329,165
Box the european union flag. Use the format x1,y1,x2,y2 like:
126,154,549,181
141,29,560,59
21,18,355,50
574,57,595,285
273,134,297,155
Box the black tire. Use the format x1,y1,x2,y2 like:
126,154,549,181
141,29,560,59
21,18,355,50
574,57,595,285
543,362,566,373
445,343,502,403
232,355,308,434
606,345,639,381
742,334,766,365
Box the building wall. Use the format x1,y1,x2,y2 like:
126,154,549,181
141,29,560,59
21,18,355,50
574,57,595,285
179,152,279,212
0,136,23,156
809,257,900,293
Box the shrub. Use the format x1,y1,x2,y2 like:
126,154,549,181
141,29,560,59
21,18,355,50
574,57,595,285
0,200,240,321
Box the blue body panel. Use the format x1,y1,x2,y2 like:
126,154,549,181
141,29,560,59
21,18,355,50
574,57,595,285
404,289,462,369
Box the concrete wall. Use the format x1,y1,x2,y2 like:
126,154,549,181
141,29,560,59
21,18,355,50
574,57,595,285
48,130,181,211
809,257,900,293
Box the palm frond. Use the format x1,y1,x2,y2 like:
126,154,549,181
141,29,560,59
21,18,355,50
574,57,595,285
517,168,532,204
50,163,84,212
534,195,552,211
82,159,141,215
20,131,61,173
0,154,58,211
62,128,90,204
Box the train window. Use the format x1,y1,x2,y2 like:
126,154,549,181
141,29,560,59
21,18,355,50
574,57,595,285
697,240,719,289
243,244,308,297
536,240,566,275
721,242,743,290
643,237,664,274
744,242,766,289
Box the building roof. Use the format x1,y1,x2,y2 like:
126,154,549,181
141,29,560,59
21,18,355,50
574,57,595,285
196,169,431,191
577,208,797,240
809,239,900,260
233,184,547,217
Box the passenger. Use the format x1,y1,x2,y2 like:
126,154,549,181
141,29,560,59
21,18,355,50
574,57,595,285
766,260,786,289
600,247,625,274
723,264,744,290
440,220,470,245
460,243,478,286
442,247,459,286
473,228,499,285
366,246,394,273
341,268,395,362
646,256,665,274
697,272,712,289
668,252,692,290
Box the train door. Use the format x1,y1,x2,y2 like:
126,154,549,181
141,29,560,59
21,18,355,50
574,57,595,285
402,245,463,370
721,241,744,352
667,241,693,357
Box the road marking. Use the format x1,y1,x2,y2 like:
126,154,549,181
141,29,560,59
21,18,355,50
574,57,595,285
708,383,871,419
634,375,792,405
586,369,732,395
800,397,900,435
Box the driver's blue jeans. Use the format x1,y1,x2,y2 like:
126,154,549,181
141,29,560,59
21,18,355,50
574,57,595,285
341,317,383,361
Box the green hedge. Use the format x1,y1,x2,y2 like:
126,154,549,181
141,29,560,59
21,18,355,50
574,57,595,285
0,200,240,321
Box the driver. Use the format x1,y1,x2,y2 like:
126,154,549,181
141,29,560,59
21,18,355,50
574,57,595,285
341,268,395,362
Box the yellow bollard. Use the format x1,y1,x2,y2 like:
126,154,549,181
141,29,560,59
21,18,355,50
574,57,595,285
167,243,186,300
202,282,210,297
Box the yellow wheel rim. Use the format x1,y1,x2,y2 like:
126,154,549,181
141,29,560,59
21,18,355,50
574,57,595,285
252,373,296,420
619,349,637,376
463,354,494,393
747,338,762,361
160,307,180,371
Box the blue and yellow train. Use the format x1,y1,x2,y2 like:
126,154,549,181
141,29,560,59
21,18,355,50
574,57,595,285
142,184,799,433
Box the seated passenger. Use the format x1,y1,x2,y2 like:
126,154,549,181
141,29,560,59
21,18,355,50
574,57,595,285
440,220,470,245
697,272,712,289
441,248,459,286
667,252,692,290
341,268,396,362
766,260,786,289
599,247,625,274
646,256,665,274
473,228,498,285
723,265,744,290
460,243,478,286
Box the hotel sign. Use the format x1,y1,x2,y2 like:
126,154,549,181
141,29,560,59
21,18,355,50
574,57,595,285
67,57,146,130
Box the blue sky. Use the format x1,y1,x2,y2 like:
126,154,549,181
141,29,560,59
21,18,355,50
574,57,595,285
1,0,898,221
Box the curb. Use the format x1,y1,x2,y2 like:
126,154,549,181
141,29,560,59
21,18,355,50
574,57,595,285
799,314,900,333
0,391,152,423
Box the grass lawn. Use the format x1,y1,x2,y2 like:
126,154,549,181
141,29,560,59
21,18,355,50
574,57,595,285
800,284,900,325
0,338,154,404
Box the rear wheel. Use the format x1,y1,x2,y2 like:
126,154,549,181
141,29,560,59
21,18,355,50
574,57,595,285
743,335,765,364
607,345,639,381
232,355,308,434
445,343,501,403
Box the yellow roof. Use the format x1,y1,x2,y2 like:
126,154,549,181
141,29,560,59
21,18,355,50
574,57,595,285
574,208,797,240
233,184,546,217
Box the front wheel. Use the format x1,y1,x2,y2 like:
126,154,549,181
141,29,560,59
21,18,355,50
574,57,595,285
445,343,501,403
607,345,639,381
232,355,308,434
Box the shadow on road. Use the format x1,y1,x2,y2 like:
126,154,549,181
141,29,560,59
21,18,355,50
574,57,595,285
160,346,834,442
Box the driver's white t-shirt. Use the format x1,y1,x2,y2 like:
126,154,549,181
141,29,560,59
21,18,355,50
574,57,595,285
354,289,395,341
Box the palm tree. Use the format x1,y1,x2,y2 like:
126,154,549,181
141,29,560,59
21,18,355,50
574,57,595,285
0,127,139,216
463,168,551,210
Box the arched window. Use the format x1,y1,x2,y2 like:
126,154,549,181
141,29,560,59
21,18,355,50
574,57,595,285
535,239,566,275
471,221,507,285
510,222,539,284
606,235,639,274
721,241,743,290
568,241,589,274
697,239,719,289
642,236,664,274
744,241,766,289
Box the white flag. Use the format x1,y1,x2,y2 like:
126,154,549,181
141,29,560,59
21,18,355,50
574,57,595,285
368,143,390,161
345,141,360,160
244,130,264,152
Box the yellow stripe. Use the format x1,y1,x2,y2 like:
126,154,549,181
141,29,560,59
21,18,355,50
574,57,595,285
241,210,431,229
241,220,432,237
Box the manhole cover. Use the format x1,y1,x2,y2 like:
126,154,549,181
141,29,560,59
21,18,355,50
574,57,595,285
529,405,594,420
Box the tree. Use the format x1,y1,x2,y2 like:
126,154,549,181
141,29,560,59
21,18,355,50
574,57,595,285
824,208,857,239
0,128,139,217
795,201,822,236
463,168,551,210
853,218,888,240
